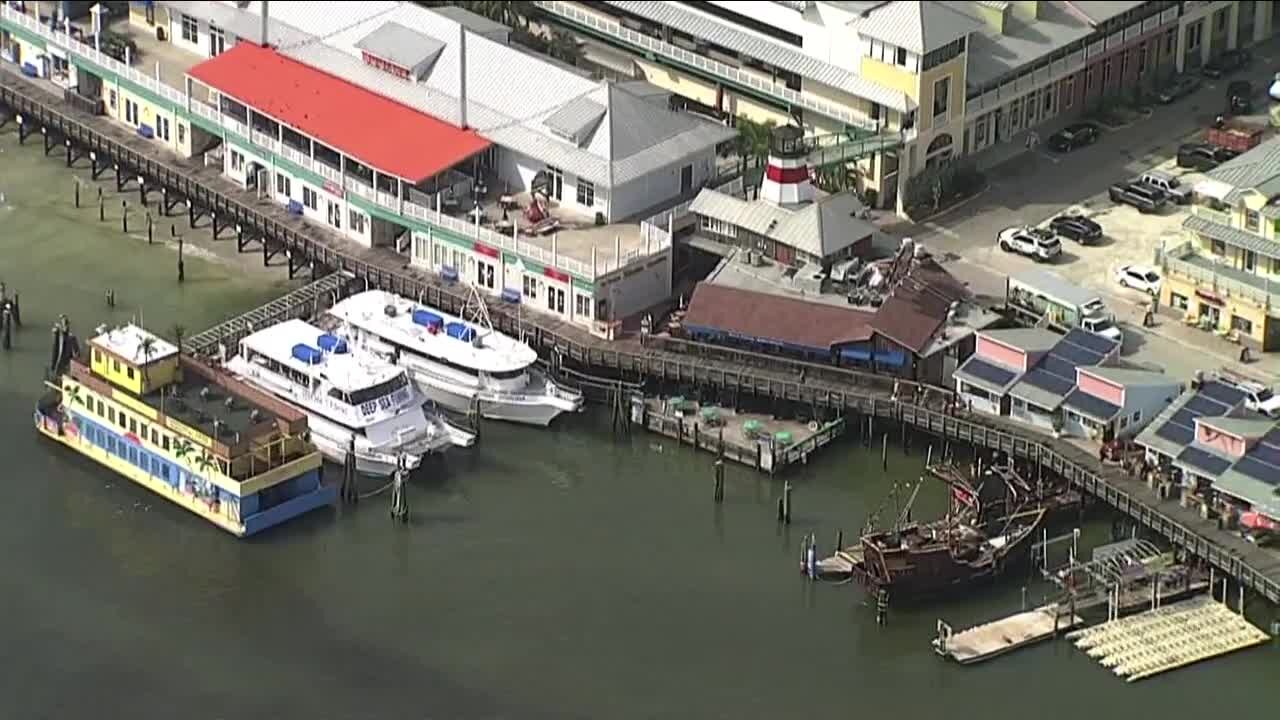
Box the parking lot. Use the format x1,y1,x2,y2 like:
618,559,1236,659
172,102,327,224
902,46,1280,381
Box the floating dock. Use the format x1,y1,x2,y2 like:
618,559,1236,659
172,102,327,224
1067,596,1270,682
935,605,1081,664
633,397,844,474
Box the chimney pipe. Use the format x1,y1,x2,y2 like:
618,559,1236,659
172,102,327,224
457,24,468,129
260,0,270,48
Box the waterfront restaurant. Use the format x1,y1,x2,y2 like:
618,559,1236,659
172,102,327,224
0,1,732,334
1136,378,1280,529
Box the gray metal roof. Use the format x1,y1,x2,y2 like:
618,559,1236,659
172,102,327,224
1206,135,1280,191
853,0,984,55
1008,377,1066,411
1062,1,1145,25
1063,388,1122,422
1082,366,1179,388
1213,470,1280,519
183,2,733,187
954,356,1022,394
1183,215,1280,262
543,97,607,146
1135,392,1196,458
428,4,510,38
980,327,1061,354
601,1,912,112
965,2,1095,87
354,21,445,76
1009,269,1101,308
690,188,875,258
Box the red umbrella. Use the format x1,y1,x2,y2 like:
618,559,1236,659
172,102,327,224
1239,511,1280,532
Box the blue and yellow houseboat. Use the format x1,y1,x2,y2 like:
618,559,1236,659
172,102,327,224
34,323,335,536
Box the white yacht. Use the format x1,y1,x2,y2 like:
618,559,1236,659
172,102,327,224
224,319,474,476
326,289,583,426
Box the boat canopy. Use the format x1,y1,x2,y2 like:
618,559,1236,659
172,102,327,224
445,322,475,342
412,309,444,330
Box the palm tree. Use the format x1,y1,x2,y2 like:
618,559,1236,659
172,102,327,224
136,336,156,389
736,116,776,168
174,438,194,464
170,324,186,364
64,384,84,407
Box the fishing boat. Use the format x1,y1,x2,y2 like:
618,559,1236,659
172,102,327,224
325,288,583,426
224,319,473,476
811,477,1046,599
34,322,334,537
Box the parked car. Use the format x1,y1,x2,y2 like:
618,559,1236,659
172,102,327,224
1108,181,1168,213
1048,214,1103,243
1047,122,1100,152
1202,48,1252,78
1228,380,1280,418
1137,171,1192,204
1115,264,1162,295
997,226,1061,262
1226,80,1254,114
1176,142,1239,171
1157,74,1201,104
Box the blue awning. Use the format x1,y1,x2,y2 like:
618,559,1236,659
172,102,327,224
874,350,907,367
841,348,872,361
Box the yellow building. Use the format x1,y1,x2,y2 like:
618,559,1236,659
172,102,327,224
1161,144,1280,351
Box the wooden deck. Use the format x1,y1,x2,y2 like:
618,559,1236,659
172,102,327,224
4,69,1280,606
936,605,1081,664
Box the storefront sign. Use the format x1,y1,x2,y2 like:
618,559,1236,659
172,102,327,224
473,242,500,258
361,51,410,80
323,180,343,198
1195,289,1223,305
543,266,569,283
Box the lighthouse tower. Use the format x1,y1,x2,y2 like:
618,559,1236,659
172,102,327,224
759,126,814,206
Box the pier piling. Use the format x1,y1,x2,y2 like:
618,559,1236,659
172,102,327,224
1,308,10,350
147,213,153,245
121,200,128,234
98,194,104,222
713,458,725,503
339,437,358,505
881,433,888,470
104,289,115,308
73,180,79,208
777,481,792,525
390,456,409,523
876,589,890,625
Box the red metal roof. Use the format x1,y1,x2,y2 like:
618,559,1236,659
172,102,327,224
188,43,491,183
683,283,874,351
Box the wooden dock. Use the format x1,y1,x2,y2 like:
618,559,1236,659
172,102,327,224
634,398,846,474
4,68,1280,606
935,605,1082,664
1067,596,1270,682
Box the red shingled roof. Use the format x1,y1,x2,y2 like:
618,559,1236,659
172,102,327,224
188,43,491,183
683,283,874,350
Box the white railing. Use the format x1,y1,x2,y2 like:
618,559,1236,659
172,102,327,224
1192,205,1233,227
190,99,218,123
224,117,248,139
251,130,279,154
1,4,185,107
279,143,310,169
315,162,341,183
1161,243,1280,308
343,176,374,199
534,0,885,130
376,191,399,211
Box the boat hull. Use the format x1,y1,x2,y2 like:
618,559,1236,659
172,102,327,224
410,368,581,427
34,409,334,537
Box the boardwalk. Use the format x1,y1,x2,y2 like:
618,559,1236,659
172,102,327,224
3,69,1280,605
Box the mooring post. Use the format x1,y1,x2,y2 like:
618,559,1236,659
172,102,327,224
901,416,908,455
713,458,724,503
881,433,888,470
782,481,793,524
105,289,115,308
73,179,80,209
64,138,73,167
137,176,147,206
340,436,358,505
1,308,11,351
98,194,105,222
11,293,20,328
114,163,123,193
876,589,889,626
390,456,409,523
160,187,168,217
146,212,153,244
1021,586,1028,611
835,529,843,551
177,234,186,284
121,200,129,234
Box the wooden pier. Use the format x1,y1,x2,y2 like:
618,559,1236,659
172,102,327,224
185,272,351,357
4,69,1280,606
935,605,1081,664
1067,596,1270,682
634,398,846,474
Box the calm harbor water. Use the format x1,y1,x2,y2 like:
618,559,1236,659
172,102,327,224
1,134,1276,718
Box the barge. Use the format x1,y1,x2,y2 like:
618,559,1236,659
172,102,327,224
35,323,334,537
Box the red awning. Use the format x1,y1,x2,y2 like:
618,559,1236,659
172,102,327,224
188,44,491,183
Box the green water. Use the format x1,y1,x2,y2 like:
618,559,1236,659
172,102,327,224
1,134,1276,718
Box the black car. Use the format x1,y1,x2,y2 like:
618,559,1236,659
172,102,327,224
1157,74,1201,104
1227,80,1254,114
1202,49,1252,78
1176,142,1239,171
1047,122,1100,152
1049,214,1103,243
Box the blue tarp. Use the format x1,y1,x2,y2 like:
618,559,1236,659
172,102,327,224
291,344,323,365
501,288,521,303
840,347,872,362
316,334,348,354
412,309,443,329
440,266,459,282
445,322,475,342
873,350,907,367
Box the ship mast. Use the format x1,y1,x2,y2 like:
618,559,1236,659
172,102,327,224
461,283,495,334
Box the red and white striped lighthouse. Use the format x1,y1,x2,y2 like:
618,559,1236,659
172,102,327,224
759,125,814,206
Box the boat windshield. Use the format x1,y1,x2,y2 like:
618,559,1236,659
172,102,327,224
333,373,409,406
488,368,527,381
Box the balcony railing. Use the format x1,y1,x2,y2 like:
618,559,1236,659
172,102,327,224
1160,242,1280,309
251,129,280,154
376,191,400,211
279,143,310,169
1192,205,1232,227
315,162,341,183
534,0,882,131
343,176,374,199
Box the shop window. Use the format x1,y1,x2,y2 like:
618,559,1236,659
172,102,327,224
126,367,135,380
349,210,366,234
1245,210,1260,232
181,14,199,43
932,76,950,119
1171,293,1188,311
276,173,291,198
1211,239,1226,256
576,179,595,207
1231,315,1254,335
522,275,537,299
302,186,317,210
575,293,592,319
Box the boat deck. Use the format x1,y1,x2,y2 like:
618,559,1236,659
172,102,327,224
937,604,1081,664
1067,596,1270,682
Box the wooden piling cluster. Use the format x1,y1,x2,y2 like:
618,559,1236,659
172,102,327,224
4,72,1280,606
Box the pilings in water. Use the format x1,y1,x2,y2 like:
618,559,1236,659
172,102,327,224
713,458,725,503
339,437,358,505
777,480,793,524
389,456,409,523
